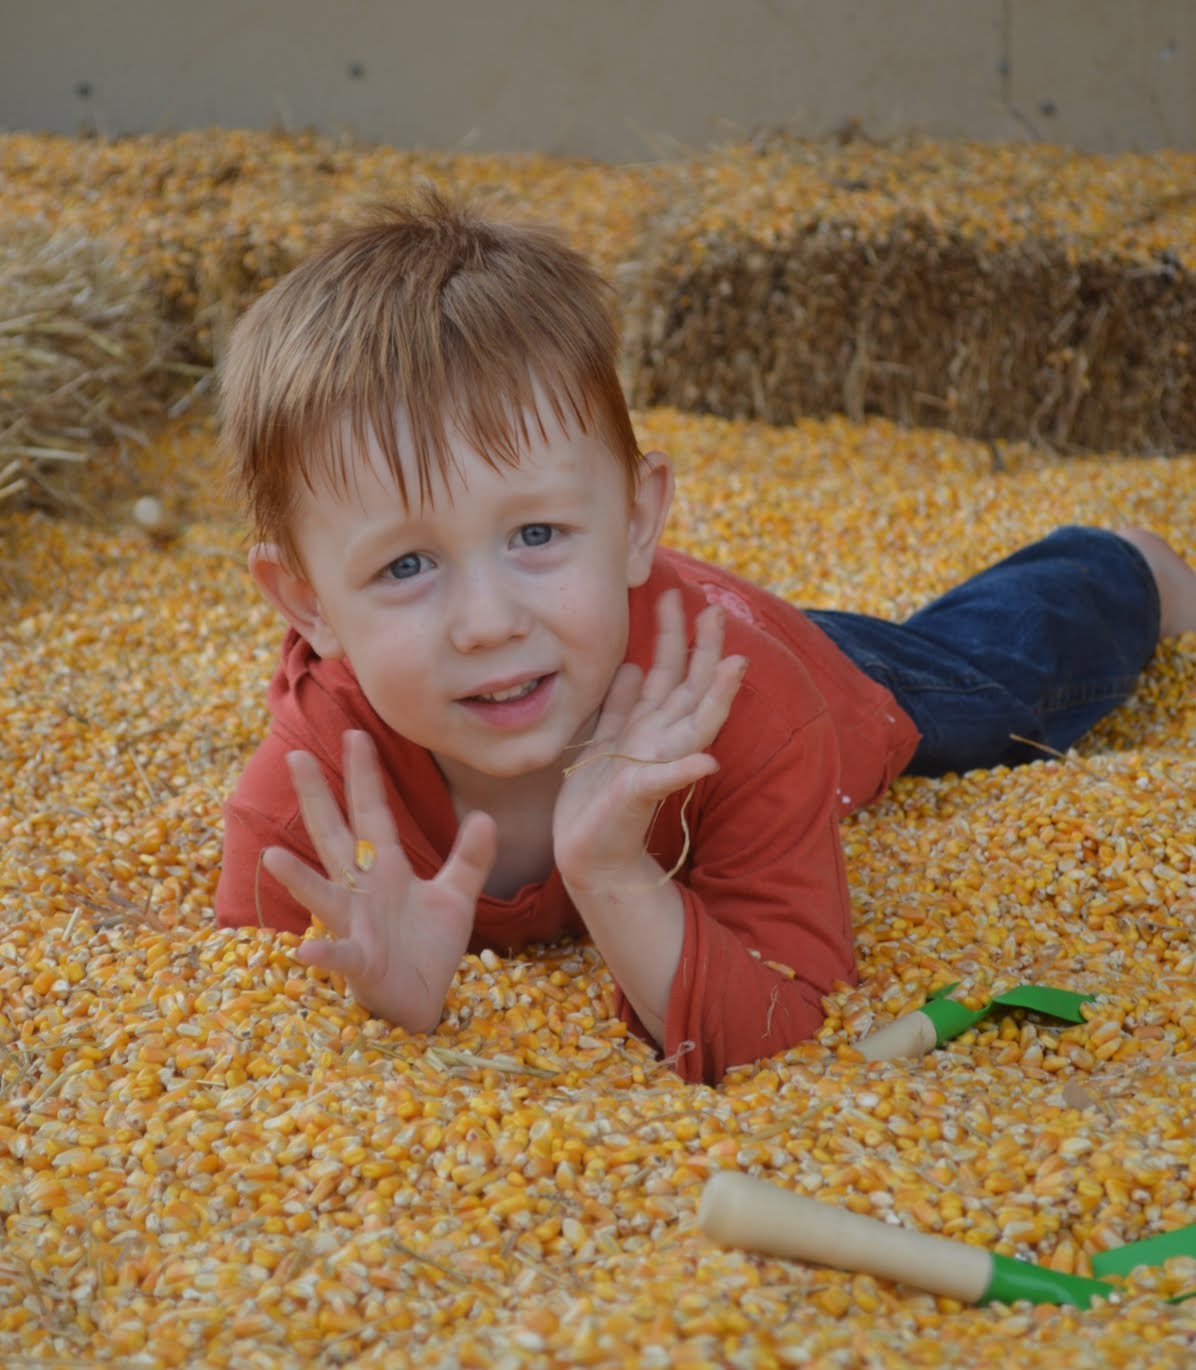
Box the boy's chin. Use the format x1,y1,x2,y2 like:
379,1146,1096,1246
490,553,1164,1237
471,747,568,780
432,737,572,785
477,718,603,780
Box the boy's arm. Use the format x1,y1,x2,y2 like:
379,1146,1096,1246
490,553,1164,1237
556,589,855,1084
559,855,686,1045
570,710,853,1084
554,591,747,1042
642,712,854,1083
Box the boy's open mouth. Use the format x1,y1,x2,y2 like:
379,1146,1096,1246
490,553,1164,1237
458,673,557,730
464,675,549,704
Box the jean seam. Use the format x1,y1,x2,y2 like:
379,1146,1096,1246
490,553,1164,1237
877,677,1009,700
1040,674,1140,715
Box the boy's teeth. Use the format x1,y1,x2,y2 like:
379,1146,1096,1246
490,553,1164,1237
474,678,540,703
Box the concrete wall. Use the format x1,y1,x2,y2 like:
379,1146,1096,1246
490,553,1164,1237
1,1,1193,159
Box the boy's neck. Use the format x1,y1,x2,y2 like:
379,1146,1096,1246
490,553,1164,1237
434,752,566,899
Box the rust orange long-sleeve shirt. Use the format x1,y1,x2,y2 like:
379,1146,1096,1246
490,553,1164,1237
215,548,919,1083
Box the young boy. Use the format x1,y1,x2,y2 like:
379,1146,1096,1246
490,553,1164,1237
215,192,1196,1085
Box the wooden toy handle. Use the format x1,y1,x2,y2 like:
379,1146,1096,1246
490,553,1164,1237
698,1171,992,1302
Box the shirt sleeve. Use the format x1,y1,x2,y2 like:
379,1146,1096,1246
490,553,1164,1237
618,705,857,1084
213,733,318,936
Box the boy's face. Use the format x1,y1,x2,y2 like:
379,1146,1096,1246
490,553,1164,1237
255,402,671,794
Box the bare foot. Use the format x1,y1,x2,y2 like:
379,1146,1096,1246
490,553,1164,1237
1115,527,1196,638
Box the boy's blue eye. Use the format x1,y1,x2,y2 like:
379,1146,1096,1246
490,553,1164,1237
518,524,554,548
385,552,426,581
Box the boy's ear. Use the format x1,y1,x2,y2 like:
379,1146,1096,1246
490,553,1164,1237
248,544,345,659
626,451,674,587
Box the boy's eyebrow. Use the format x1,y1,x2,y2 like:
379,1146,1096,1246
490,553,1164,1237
337,509,424,562
491,483,590,515
340,480,590,547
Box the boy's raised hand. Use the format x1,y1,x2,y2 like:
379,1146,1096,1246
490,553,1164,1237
553,590,747,890
264,730,496,1032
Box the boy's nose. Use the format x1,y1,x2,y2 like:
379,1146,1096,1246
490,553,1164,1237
446,567,530,651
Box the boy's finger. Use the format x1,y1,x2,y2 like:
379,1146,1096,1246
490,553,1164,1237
589,662,643,746
621,750,720,809
285,749,357,883
294,935,367,980
692,601,727,679
680,655,747,750
655,604,727,728
664,603,726,719
262,846,353,939
344,730,402,850
436,810,498,905
639,589,688,705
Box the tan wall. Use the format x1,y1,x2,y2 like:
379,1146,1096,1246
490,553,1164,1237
1,1,1193,158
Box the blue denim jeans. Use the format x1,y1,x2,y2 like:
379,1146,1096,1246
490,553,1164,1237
806,527,1160,776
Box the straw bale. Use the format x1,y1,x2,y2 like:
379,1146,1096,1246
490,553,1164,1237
627,140,1196,454
0,222,179,513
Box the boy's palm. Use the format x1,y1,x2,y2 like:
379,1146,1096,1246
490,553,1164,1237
265,731,495,1031
554,590,745,886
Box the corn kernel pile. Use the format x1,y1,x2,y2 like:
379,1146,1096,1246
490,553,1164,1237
3,131,1196,1367
3,407,1194,1367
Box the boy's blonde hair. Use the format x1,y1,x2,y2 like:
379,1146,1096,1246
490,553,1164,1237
220,190,644,571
